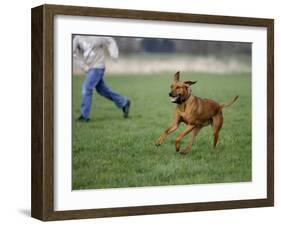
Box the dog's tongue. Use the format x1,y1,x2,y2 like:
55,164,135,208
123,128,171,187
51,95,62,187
170,96,178,102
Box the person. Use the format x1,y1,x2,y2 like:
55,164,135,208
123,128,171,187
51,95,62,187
73,35,131,122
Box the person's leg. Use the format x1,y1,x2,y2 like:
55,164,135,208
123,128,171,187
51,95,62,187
96,78,128,109
96,77,131,118
80,68,103,119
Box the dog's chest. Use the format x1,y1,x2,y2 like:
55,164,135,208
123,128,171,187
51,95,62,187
178,110,188,119
178,109,194,124
177,103,199,125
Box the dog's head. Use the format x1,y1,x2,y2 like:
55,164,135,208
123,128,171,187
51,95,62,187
169,71,197,104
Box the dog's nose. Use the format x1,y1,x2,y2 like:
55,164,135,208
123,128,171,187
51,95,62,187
169,92,172,97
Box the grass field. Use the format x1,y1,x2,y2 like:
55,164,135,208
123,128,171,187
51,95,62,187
72,72,251,190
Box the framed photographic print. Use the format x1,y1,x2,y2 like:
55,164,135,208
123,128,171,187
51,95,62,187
31,4,274,221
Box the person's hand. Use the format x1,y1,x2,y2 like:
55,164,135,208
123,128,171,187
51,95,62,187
83,65,90,73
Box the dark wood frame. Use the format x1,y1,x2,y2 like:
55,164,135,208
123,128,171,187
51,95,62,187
31,4,274,221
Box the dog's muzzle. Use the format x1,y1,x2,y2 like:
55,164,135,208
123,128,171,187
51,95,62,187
169,92,180,103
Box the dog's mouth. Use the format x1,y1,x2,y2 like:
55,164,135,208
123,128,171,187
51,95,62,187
170,95,180,103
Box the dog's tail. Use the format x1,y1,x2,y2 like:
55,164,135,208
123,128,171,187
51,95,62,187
220,95,239,109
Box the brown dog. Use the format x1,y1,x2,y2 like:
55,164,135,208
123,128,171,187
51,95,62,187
155,71,238,154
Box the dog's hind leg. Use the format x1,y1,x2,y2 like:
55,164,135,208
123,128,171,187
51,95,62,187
212,111,223,149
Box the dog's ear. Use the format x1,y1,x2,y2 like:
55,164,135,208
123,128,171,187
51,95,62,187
174,71,180,81
184,81,197,85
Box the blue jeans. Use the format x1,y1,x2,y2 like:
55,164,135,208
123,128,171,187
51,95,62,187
80,68,127,118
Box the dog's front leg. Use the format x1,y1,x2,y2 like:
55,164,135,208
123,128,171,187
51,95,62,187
181,126,201,154
175,125,195,152
155,115,180,146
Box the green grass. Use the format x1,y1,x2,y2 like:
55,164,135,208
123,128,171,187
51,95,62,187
72,72,251,190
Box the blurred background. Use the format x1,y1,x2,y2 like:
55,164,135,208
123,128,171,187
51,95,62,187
73,36,251,75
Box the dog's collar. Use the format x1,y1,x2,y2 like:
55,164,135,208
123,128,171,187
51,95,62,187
180,89,192,103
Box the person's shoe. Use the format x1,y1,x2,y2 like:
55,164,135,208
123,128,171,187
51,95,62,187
122,100,131,118
76,115,90,122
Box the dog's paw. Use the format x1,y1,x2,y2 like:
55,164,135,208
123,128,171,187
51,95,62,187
180,146,191,154
155,141,162,147
155,137,164,146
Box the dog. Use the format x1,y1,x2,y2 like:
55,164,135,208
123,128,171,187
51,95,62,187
155,71,238,154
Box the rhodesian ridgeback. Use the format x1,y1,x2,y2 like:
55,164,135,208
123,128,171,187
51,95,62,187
155,71,238,154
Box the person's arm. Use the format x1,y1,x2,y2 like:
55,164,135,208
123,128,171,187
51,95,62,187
73,36,90,72
104,37,119,60
73,53,90,72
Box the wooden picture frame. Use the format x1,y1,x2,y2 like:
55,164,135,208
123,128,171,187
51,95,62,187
31,4,274,221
